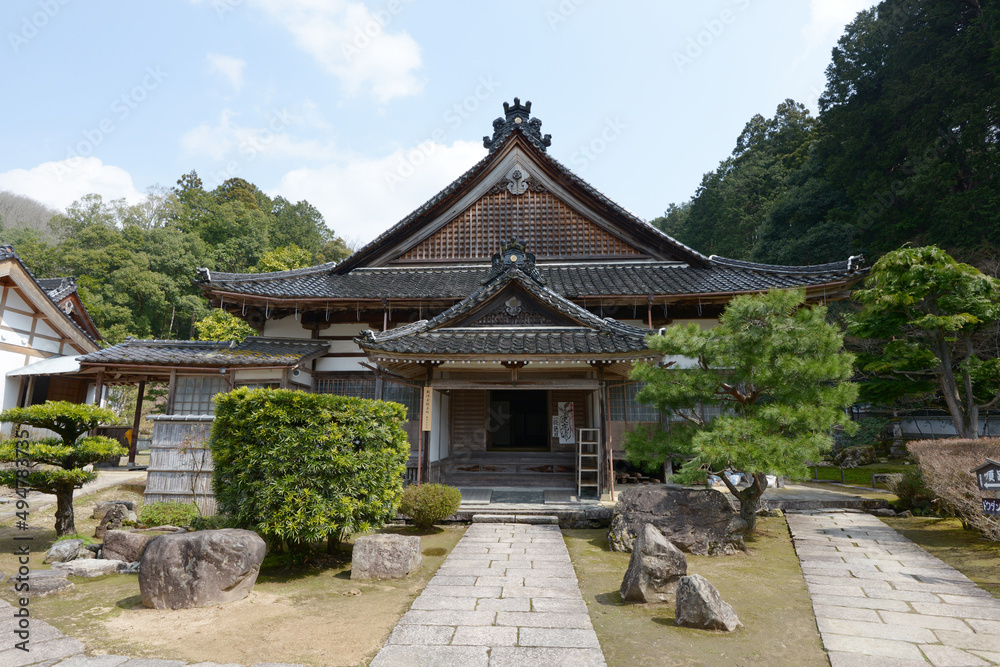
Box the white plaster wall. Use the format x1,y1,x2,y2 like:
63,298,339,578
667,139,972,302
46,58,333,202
4,290,29,311
1,310,32,333
315,357,368,372
261,317,309,338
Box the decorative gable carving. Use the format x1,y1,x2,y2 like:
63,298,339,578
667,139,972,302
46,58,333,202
394,189,648,263
453,285,571,328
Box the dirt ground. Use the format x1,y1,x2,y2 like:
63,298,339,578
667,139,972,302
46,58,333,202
0,482,464,667
563,517,827,667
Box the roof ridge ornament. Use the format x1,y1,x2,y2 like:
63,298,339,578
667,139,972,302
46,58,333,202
483,98,552,152
482,237,546,285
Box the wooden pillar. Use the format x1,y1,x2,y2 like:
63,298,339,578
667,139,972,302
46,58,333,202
93,370,104,406
129,379,146,466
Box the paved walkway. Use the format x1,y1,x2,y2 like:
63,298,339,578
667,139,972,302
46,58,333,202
786,509,1000,666
370,519,606,667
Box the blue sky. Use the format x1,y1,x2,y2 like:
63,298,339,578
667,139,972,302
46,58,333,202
0,0,877,245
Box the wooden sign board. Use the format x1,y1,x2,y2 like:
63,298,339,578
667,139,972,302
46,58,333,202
421,386,433,431
971,458,1000,491
983,498,1000,516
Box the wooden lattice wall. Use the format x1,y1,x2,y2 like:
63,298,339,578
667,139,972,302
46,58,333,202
395,190,646,262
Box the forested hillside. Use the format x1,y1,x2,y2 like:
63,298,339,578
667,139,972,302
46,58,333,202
0,172,351,344
657,0,999,268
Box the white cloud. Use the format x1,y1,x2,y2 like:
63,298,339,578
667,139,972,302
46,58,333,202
0,158,144,212
275,140,486,244
206,53,247,92
180,108,338,162
802,0,875,50
249,0,423,103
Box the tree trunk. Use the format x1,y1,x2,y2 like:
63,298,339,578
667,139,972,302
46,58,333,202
54,487,76,536
721,472,767,533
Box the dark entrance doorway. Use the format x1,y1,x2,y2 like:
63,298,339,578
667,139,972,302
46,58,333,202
489,390,549,451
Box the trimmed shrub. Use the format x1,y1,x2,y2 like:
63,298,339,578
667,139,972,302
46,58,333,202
908,438,1000,541
190,513,237,531
211,388,410,550
888,466,935,513
140,501,199,527
399,484,462,529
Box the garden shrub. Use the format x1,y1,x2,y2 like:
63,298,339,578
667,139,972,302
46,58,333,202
211,388,410,550
908,438,1000,541
139,501,199,527
190,513,237,531
888,466,935,513
399,484,462,529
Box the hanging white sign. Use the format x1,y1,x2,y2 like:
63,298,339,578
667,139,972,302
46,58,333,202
557,401,575,445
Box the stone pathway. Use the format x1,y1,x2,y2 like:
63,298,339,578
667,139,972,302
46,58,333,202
370,519,606,666
0,597,304,667
786,509,1000,666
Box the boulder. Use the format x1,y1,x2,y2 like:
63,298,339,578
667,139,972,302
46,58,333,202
757,508,784,518
608,487,747,556
351,534,422,580
619,524,686,603
51,559,128,577
10,570,74,597
868,508,897,517
44,539,83,564
76,549,96,560
833,445,877,468
103,530,159,562
93,500,138,520
95,503,131,540
139,529,266,609
675,574,741,632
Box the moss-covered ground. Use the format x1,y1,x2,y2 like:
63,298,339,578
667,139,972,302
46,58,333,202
564,517,826,667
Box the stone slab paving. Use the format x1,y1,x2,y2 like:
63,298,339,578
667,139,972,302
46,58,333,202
0,597,304,667
786,509,1000,666
370,521,606,666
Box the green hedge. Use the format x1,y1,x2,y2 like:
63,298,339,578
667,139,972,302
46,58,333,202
210,388,410,548
140,501,199,527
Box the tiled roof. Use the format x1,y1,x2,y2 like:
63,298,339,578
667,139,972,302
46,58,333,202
37,277,79,303
78,337,329,367
197,257,862,301
357,267,651,357
332,121,710,272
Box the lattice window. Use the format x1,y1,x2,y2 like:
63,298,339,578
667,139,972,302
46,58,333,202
173,376,228,415
608,383,661,422
314,377,376,399
384,382,419,421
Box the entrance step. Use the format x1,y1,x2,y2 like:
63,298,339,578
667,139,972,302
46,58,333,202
472,513,559,524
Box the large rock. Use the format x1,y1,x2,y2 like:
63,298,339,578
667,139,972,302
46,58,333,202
139,529,266,609
103,530,158,562
52,559,128,577
93,500,138,520
620,523,687,603
351,534,422,580
675,574,741,632
608,486,747,556
43,539,83,564
95,503,134,540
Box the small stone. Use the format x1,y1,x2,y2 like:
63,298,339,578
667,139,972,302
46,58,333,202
675,574,741,632
343,588,362,596
869,508,897,517
351,534,422,580
620,523,687,603
44,539,83,563
76,549,96,560
95,503,129,539
52,559,128,577
897,510,913,518
93,499,138,520
10,571,75,597
103,529,157,562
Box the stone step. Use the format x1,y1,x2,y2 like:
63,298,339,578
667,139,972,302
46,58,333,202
472,513,559,524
